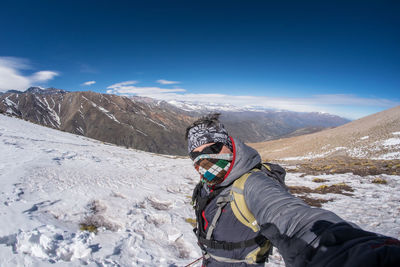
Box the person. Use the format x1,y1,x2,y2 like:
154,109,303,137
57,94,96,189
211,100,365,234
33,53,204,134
185,113,400,267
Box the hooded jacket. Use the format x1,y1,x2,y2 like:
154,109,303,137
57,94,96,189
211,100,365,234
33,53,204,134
197,137,400,267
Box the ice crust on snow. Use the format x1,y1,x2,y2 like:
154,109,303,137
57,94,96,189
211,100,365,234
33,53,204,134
0,114,399,266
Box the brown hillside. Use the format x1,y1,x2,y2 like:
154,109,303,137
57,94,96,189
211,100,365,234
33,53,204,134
249,106,400,161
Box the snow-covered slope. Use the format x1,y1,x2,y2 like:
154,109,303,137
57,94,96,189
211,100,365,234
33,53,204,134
0,114,399,267
0,114,201,266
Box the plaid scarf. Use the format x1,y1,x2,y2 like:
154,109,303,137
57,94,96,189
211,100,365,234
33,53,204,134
193,153,233,186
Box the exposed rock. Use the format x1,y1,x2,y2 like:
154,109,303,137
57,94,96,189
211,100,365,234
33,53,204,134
0,88,351,155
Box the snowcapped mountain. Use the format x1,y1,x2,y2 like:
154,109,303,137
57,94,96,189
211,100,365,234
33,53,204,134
1,114,399,266
166,99,247,112
24,86,69,95
0,87,349,155
139,98,351,142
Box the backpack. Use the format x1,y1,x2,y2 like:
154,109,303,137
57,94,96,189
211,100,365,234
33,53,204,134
191,162,286,264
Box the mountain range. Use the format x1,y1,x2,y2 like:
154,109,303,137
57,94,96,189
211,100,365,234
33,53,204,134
0,87,350,155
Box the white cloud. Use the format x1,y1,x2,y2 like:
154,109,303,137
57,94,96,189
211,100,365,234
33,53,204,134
82,80,96,86
107,81,185,95
30,71,59,82
108,80,138,88
106,80,400,119
156,79,181,85
0,57,59,92
0,57,31,70
0,65,30,92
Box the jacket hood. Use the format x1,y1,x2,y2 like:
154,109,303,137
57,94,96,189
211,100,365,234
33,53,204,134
217,137,261,188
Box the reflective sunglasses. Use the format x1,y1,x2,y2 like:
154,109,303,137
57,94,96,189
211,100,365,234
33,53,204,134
189,142,224,160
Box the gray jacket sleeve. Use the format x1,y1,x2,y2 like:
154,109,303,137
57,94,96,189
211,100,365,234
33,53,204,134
244,172,347,267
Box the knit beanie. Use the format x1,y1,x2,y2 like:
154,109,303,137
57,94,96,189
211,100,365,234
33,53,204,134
186,113,233,153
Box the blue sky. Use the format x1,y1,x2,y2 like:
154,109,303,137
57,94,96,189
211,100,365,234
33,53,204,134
0,0,399,119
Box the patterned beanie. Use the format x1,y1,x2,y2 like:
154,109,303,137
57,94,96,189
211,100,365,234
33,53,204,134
186,113,233,153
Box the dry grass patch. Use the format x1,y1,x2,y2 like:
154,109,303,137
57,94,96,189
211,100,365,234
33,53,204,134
185,218,196,227
314,183,354,196
371,177,388,185
288,185,334,207
79,223,98,233
79,200,119,233
312,178,328,183
289,183,353,196
297,195,332,208
288,182,354,207
288,186,313,194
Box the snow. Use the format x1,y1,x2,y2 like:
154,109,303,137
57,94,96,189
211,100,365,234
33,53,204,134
348,147,369,158
43,97,61,128
6,108,15,115
147,118,167,130
1,114,399,266
383,138,400,147
0,114,200,266
166,100,246,112
360,136,369,140
82,96,120,124
135,129,148,136
285,173,400,238
76,127,84,135
4,96,17,108
393,132,400,136
34,95,47,109
373,151,400,160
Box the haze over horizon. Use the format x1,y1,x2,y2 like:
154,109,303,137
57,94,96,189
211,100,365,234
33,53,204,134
1,0,399,119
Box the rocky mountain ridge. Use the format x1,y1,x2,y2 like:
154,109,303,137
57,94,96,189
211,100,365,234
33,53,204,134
1,87,192,155
136,97,350,142
0,87,350,155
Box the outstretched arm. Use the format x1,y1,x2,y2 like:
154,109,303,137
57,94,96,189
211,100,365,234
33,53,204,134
244,171,346,266
245,172,400,267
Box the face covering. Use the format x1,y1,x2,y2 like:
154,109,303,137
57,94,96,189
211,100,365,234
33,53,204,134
193,153,233,186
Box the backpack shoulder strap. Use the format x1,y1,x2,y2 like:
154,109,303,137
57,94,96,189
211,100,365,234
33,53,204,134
230,168,260,232
261,162,287,188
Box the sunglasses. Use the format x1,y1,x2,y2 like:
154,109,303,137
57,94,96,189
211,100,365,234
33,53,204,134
189,142,224,160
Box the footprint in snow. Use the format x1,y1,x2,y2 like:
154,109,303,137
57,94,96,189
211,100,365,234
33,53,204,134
146,196,173,210
4,183,24,206
171,235,192,259
91,156,101,162
42,148,56,153
23,200,61,215
52,151,78,164
145,213,171,226
167,228,183,242
166,185,182,194
3,139,24,149
62,152,77,159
